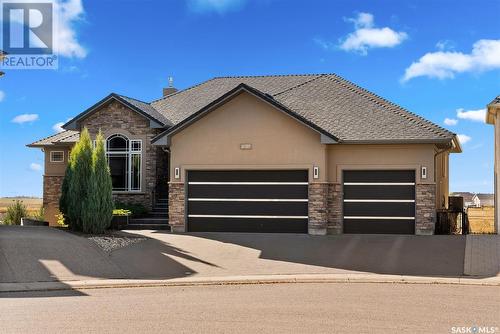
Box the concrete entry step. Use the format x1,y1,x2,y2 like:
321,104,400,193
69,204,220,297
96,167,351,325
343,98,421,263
124,224,171,230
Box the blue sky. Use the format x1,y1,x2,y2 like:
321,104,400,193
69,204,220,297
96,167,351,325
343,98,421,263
0,0,499,197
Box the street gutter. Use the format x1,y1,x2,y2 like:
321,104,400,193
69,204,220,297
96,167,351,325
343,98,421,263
1,273,499,294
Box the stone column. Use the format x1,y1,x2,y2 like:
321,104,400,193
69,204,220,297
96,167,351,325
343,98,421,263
308,183,328,235
415,183,436,235
327,183,343,234
168,182,186,232
43,175,64,226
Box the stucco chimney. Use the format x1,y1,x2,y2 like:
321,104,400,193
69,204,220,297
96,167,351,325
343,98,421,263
163,76,177,96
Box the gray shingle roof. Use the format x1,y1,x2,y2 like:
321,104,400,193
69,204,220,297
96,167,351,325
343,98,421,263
490,96,500,105
151,74,455,143
27,130,79,147
116,94,172,126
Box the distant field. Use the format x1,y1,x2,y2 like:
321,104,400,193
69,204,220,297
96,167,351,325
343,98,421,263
0,197,43,214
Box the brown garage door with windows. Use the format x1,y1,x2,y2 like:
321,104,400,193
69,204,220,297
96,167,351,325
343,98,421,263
343,170,416,234
187,170,309,233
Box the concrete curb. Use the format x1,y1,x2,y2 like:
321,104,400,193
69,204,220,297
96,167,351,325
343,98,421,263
1,273,499,293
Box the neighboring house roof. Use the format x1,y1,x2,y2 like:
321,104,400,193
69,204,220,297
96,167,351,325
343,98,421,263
63,93,172,130
450,192,475,204
486,95,500,124
151,74,458,147
473,193,495,207
27,130,79,147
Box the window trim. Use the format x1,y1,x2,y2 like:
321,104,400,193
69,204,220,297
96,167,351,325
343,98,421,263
50,151,65,163
106,134,142,193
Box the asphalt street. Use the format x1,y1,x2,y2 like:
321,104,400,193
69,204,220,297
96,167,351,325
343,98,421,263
1,283,498,333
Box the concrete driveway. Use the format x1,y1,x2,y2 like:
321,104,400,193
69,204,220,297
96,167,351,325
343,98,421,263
114,230,468,279
1,226,487,284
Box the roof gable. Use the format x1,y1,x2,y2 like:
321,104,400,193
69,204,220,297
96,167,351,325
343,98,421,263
151,74,458,147
63,93,171,130
151,83,338,146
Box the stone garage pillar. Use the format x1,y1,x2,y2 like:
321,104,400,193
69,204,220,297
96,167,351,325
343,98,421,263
308,183,328,235
169,182,186,233
415,183,437,235
327,183,343,235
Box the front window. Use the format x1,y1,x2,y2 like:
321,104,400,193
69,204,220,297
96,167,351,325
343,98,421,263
106,135,142,192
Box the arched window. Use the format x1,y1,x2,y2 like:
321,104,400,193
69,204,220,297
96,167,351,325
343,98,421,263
106,134,142,191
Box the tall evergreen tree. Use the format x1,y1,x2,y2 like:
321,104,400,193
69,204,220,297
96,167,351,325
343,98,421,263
67,128,93,231
59,164,72,225
84,131,113,233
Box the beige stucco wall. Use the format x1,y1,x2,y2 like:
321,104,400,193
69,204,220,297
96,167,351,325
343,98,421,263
44,147,71,176
326,144,436,184
169,91,445,195
170,91,328,182
435,150,450,209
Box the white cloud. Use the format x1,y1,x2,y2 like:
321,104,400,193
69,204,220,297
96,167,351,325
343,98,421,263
339,12,408,55
456,108,487,123
54,0,87,58
436,40,455,51
9,0,87,58
52,122,65,133
444,118,458,126
52,118,71,132
0,91,5,102
403,39,500,81
11,113,39,124
30,163,42,172
457,134,471,145
187,0,246,14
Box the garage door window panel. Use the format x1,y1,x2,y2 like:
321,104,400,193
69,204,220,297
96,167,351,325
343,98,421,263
187,170,308,233
343,170,416,234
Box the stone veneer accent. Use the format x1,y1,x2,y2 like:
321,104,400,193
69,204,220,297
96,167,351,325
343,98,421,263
43,175,64,226
327,183,343,235
415,183,436,235
80,100,162,210
308,183,328,235
169,182,185,232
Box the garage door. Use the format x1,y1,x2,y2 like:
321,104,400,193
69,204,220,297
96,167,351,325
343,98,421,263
187,170,308,233
343,170,416,234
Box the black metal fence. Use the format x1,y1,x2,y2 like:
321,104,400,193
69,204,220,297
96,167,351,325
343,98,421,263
435,209,468,235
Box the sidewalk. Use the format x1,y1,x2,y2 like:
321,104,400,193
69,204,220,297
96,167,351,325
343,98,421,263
1,273,499,294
